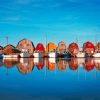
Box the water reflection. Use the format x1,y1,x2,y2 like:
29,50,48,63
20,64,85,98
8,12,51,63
0,58,100,74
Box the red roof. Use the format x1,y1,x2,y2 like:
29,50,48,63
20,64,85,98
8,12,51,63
83,41,95,51
35,43,45,52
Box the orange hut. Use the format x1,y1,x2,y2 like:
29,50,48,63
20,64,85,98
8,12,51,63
68,43,79,57
83,41,95,57
46,42,57,57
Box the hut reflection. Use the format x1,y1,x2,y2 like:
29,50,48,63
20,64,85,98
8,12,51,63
34,58,44,70
16,58,34,74
57,58,67,72
3,59,19,68
83,58,95,72
46,58,56,71
94,58,100,70
68,58,78,71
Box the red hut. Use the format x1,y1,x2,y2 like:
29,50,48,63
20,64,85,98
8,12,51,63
34,43,45,57
83,41,95,57
68,43,79,57
35,43,45,52
83,58,95,72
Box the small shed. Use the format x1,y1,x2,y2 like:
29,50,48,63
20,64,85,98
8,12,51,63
3,44,21,55
83,41,95,56
57,41,67,54
68,43,79,57
35,43,45,52
46,42,56,53
16,39,35,55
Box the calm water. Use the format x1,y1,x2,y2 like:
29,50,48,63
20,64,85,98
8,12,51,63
0,58,100,100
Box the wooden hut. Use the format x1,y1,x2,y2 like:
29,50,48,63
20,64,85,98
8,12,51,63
57,58,67,72
0,46,3,53
3,44,21,56
57,41,67,54
83,41,95,57
16,39,35,57
95,42,100,52
83,58,95,71
16,58,34,74
34,43,45,57
68,58,78,71
46,42,57,57
68,43,79,57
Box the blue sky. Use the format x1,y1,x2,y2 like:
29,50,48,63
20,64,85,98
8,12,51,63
0,0,100,47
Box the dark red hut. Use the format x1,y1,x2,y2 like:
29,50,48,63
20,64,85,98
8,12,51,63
68,43,79,57
83,41,95,56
